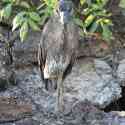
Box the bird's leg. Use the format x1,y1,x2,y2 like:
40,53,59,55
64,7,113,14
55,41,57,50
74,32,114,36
55,75,64,113
59,76,64,112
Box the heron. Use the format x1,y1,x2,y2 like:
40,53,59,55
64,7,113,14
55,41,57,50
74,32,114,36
38,0,79,112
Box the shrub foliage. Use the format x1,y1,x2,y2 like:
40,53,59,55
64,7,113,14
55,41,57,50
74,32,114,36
0,0,116,42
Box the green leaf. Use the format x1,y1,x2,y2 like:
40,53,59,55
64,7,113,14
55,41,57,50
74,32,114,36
82,8,93,16
96,0,108,7
119,0,125,8
28,19,41,31
84,14,95,27
96,18,103,23
89,21,98,32
103,19,113,26
94,10,111,17
96,0,101,4
102,24,112,41
80,0,86,5
40,14,48,25
29,12,41,22
2,0,11,3
86,0,92,6
91,4,100,11
5,4,12,18
12,12,26,31
0,10,4,20
39,9,47,15
1,4,12,19
73,18,84,27
20,21,28,42
43,0,58,9
0,11,1,20
20,1,30,9
101,0,109,6
79,30,85,37
37,3,46,10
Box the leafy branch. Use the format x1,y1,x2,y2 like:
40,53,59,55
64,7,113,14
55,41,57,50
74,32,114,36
0,0,57,42
0,0,117,42
74,0,113,42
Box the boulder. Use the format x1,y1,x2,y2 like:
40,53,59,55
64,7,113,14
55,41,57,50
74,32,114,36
0,56,16,91
13,31,41,67
117,59,125,86
64,58,121,108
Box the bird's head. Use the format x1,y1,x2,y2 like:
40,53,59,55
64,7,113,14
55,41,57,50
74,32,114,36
59,0,74,24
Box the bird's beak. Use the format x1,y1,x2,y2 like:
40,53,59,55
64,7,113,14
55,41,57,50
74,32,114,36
59,11,65,24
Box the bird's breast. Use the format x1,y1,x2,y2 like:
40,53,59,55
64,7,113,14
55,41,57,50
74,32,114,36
43,55,70,79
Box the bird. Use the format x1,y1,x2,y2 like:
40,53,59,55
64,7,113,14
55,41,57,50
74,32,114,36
38,0,79,112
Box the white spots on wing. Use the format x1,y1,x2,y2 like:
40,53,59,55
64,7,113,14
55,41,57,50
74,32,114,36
44,56,69,78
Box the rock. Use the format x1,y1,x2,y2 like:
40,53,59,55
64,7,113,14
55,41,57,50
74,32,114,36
1,119,40,125
15,119,40,125
0,60,16,91
64,58,121,108
0,97,32,123
0,27,16,91
70,100,125,125
13,31,41,67
94,59,112,76
77,36,111,58
15,67,56,113
117,59,125,86
0,61,123,125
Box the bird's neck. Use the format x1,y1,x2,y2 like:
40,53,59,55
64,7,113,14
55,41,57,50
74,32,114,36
58,0,74,24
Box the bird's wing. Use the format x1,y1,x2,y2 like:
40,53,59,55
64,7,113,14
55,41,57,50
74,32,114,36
38,34,47,80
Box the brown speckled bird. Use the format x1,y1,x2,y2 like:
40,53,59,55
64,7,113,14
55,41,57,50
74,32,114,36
38,0,79,112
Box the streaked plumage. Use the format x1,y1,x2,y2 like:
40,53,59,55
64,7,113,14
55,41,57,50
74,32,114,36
38,0,79,112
